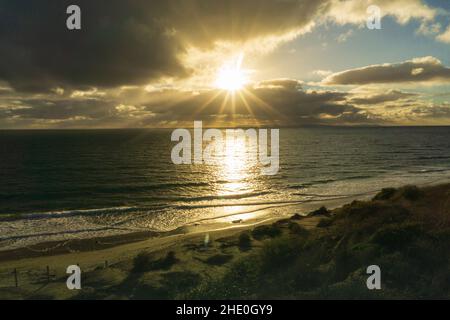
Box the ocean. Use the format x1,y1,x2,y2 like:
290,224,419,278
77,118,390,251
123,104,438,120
1,126,450,249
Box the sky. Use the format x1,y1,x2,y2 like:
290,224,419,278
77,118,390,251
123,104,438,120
1,0,450,128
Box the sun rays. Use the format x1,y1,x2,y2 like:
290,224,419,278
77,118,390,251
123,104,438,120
185,53,280,127
181,52,288,128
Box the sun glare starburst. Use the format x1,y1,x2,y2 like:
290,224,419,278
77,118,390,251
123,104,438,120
215,53,248,92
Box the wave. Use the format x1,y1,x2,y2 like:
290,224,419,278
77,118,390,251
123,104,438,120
173,191,270,203
173,195,358,210
0,225,145,242
287,184,312,190
407,168,449,174
293,191,376,198
287,175,374,190
0,206,138,222
181,192,382,226
0,181,213,199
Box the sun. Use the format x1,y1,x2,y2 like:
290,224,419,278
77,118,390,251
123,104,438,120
215,53,248,92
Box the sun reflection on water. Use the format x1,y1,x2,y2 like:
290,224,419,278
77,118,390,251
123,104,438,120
215,133,258,196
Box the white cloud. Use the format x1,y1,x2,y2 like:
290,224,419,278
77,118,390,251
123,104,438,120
416,21,441,36
337,29,354,43
436,25,450,43
313,70,334,77
115,104,137,113
70,88,106,99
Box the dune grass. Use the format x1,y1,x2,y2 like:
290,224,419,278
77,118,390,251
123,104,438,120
188,185,450,299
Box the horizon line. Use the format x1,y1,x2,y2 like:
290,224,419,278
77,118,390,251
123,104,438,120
2,124,450,131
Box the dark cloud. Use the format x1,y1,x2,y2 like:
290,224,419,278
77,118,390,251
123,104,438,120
3,99,113,120
131,79,360,125
322,56,450,85
410,104,450,119
0,1,186,91
256,79,303,90
0,79,377,127
349,90,418,105
0,0,328,92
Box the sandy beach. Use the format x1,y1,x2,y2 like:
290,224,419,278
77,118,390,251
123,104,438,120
0,199,329,299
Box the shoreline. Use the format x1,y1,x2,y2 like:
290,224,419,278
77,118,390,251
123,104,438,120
0,179,443,265
1,172,449,254
0,191,369,263
0,182,449,299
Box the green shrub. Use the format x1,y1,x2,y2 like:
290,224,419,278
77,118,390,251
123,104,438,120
251,224,282,240
341,201,379,220
375,252,417,289
317,218,333,228
152,251,178,270
288,222,308,235
309,206,330,217
370,223,424,249
331,249,361,282
337,201,409,226
161,271,201,294
133,252,153,273
133,251,178,272
189,255,262,299
205,254,233,266
260,236,300,270
349,242,380,262
373,188,397,200
401,185,422,201
132,283,169,299
238,232,252,250
292,258,323,291
319,270,382,299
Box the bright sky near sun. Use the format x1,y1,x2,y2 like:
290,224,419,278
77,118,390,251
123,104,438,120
215,53,249,92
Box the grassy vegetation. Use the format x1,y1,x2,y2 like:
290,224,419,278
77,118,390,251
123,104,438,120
187,185,450,299
2,184,449,299
133,251,178,273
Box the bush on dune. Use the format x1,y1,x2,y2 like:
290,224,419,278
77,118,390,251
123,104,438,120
132,251,178,273
309,206,330,217
251,224,282,240
260,236,301,271
133,252,153,273
161,271,201,295
189,255,263,299
400,185,423,201
334,202,410,235
288,222,308,235
152,251,178,270
370,222,425,249
317,218,333,228
373,188,397,201
238,232,252,250
204,254,233,266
